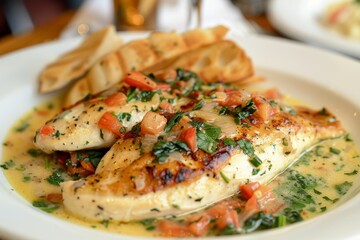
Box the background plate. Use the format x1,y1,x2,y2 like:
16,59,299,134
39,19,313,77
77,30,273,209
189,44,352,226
268,0,360,58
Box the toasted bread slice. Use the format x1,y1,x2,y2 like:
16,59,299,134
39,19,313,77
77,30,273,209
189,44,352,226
63,25,229,107
39,25,123,93
144,40,255,84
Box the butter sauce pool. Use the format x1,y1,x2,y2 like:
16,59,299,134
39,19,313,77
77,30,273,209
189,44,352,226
1,96,360,237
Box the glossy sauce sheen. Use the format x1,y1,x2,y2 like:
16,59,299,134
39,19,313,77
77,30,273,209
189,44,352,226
1,96,360,237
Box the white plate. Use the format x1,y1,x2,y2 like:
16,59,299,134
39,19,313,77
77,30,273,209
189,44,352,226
1,32,360,240
268,0,360,58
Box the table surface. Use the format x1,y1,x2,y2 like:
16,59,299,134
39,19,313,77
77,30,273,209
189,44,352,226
0,10,281,56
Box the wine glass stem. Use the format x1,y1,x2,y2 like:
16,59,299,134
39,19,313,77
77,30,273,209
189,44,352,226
188,0,202,29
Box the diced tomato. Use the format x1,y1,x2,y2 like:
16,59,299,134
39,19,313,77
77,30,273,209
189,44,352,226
243,195,261,217
67,166,93,177
46,193,63,204
103,92,126,106
40,125,54,135
256,187,283,214
157,220,192,237
153,69,177,81
221,90,251,107
54,152,69,168
36,110,50,116
178,127,197,152
140,111,167,135
205,202,239,230
80,160,96,173
187,215,211,237
216,208,239,230
253,96,273,122
263,88,282,100
124,71,157,90
156,83,172,92
240,182,261,199
159,100,174,113
98,112,123,137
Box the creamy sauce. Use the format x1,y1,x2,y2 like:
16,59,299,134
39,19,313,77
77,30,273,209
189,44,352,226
1,95,360,237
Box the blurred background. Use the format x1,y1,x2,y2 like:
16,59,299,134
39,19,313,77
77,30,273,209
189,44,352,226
1,0,357,58
0,0,85,37
0,0,270,36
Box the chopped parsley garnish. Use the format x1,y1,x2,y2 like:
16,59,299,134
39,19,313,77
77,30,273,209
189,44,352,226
237,139,255,156
14,122,29,132
130,123,141,135
32,200,60,213
0,160,15,170
196,129,218,153
152,140,189,163
47,169,65,186
335,181,352,195
27,148,42,157
23,175,31,182
116,112,131,122
220,172,230,183
252,168,260,175
138,90,159,102
191,122,221,154
192,100,205,111
53,130,61,138
223,138,236,147
164,112,184,132
344,170,358,176
140,218,156,231
249,155,263,167
126,87,137,102
102,219,110,228
322,196,338,203
344,134,353,142
218,100,257,124
329,147,341,155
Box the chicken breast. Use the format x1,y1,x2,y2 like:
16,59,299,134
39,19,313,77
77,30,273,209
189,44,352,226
34,83,189,154
61,102,344,222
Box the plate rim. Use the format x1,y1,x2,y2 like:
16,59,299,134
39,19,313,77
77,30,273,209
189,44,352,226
0,32,360,240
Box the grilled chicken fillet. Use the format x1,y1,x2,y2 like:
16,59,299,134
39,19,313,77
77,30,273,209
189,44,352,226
33,70,343,222
61,101,343,222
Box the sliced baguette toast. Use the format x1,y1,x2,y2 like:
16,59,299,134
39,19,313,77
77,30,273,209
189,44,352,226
39,25,123,93
143,40,255,84
63,25,229,107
